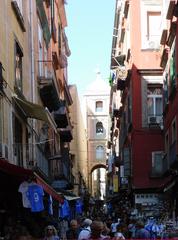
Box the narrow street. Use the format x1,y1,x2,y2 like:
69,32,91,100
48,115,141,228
0,0,178,239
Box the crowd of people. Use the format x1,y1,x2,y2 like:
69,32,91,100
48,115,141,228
7,214,178,240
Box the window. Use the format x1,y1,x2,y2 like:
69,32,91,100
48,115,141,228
152,152,163,174
141,1,162,49
15,41,23,91
147,12,161,42
38,21,43,77
147,85,162,116
169,48,176,95
95,101,103,112
96,146,105,161
96,122,104,135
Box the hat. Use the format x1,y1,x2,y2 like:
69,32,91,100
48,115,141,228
83,218,92,226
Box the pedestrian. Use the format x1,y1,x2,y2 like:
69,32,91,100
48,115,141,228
135,220,150,239
78,218,92,240
110,218,120,238
43,225,60,240
89,220,110,240
114,223,126,240
127,219,136,238
66,219,80,240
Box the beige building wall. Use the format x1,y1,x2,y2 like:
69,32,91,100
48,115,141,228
69,85,88,194
0,1,32,163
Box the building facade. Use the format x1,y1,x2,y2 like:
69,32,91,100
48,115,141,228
0,0,77,233
69,84,88,196
84,71,110,199
108,0,176,217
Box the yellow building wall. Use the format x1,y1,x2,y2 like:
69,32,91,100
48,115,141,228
69,85,88,194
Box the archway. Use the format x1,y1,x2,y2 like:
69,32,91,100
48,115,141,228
90,164,106,200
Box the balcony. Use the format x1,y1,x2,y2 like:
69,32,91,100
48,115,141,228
111,55,126,69
50,149,74,189
36,0,51,47
38,60,60,112
167,22,177,48
160,48,169,69
54,100,69,128
59,126,73,142
169,141,178,168
13,143,49,176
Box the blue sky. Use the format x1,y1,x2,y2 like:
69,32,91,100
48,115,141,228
65,0,115,97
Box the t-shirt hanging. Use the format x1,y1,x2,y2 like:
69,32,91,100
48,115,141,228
27,183,44,212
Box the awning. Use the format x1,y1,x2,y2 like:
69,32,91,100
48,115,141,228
111,55,126,68
34,172,63,202
14,96,49,123
0,158,33,179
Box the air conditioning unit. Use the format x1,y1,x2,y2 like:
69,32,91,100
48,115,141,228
0,143,8,159
148,116,163,128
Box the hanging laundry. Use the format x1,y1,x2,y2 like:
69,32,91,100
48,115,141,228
27,183,44,212
59,199,70,218
48,195,53,215
18,181,33,208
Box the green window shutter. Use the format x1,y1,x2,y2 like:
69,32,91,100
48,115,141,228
36,0,51,47
170,49,176,91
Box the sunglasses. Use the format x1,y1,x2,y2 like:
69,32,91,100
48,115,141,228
47,228,53,231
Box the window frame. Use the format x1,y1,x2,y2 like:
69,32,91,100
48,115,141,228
96,121,104,135
140,1,162,50
151,151,163,174
96,145,105,161
95,101,103,112
147,84,163,117
15,40,23,91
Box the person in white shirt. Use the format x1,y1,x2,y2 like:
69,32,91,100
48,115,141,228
111,218,120,237
78,218,92,240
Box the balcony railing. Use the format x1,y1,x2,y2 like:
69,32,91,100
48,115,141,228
50,151,74,188
38,60,60,112
13,143,49,176
54,100,70,128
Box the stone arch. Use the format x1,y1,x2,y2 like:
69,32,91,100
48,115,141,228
90,163,106,174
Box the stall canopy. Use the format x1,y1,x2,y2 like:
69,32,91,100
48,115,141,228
34,172,63,203
0,158,33,179
0,158,63,203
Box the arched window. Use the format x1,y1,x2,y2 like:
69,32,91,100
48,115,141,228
96,122,104,134
96,146,105,161
95,101,103,112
